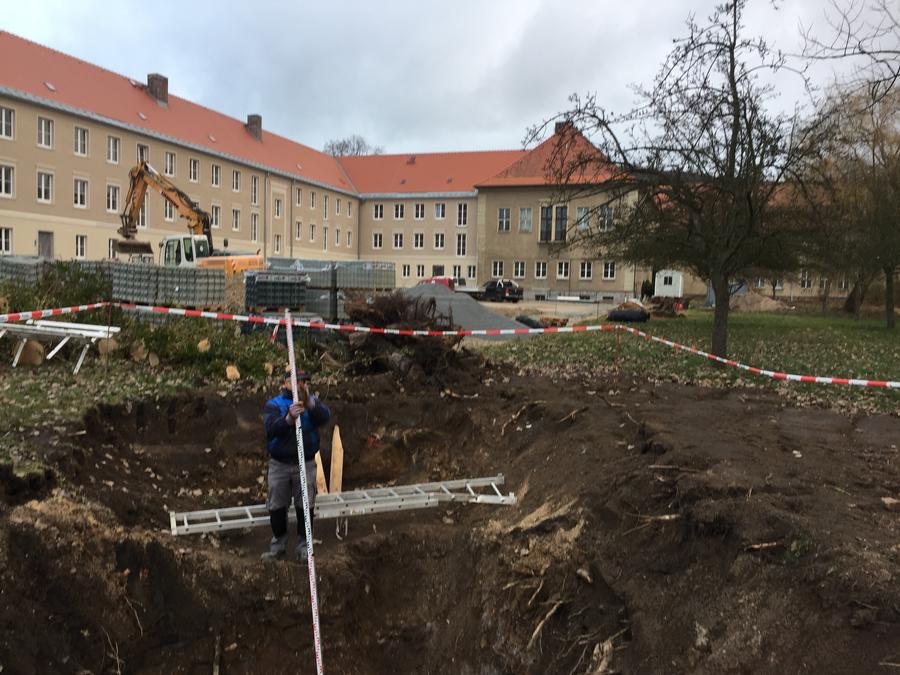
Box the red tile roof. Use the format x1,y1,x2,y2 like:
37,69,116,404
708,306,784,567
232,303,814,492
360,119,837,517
476,126,618,188
339,150,526,195
0,31,354,193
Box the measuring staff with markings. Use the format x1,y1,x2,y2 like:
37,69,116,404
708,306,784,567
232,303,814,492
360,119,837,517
261,368,331,561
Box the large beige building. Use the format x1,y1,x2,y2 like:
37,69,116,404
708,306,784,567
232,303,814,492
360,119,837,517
5,30,811,303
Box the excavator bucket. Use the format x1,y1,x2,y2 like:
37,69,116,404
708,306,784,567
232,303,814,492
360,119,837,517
113,239,154,258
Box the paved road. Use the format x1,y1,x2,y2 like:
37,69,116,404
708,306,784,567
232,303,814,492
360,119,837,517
402,284,530,341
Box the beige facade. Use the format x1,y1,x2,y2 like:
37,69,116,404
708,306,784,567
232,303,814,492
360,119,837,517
0,95,358,263
356,195,478,287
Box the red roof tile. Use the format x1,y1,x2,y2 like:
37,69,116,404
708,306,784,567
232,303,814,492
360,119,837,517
0,31,353,193
339,150,526,195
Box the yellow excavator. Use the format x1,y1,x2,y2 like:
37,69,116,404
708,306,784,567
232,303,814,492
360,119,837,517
116,161,264,275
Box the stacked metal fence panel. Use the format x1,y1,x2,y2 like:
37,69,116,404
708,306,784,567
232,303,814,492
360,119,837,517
0,256,51,286
245,270,308,309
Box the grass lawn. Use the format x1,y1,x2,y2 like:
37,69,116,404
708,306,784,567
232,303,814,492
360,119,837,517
482,309,900,414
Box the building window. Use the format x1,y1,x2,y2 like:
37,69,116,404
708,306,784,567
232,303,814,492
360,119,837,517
539,206,552,242
107,238,118,259
434,232,444,250
336,197,342,215
557,261,569,279
138,195,147,228
274,234,282,255
519,207,533,233
211,204,221,229
0,106,14,139
324,194,329,220
189,158,199,182
274,198,283,218
373,232,383,249
137,143,149,163
75,235,87,259
663,274,674,286
310,191,316,209
402,264,411,278
73,178,88,208
0,227,11,254
414,203,425,219
414,232,424,249
347,230,352,248
580,261,593,280
251,213,259,242
37,117,54,148
37,171,53,202
838,276,850,291
322,226,328,251
211,164,221,187
106,185,119,213
373,203,384,220
348,201,353,217
231,169,240,192
513,260,525,278
819,276,829,290
456,233,467,256
74,126,88,156
457,203,468,226
535,261,547,279
335,227,341,246
295,220,303,240
452,264,462,278
492,260,504,278
232,208,240,231
800,269,812,289
435,203,445,219
576,206,590,231
251,176,259,204
310,223,316,241
393,232,403,249
416,264,425,278
0,165,13,197
555,205,568,242
599,206,614,232
498,208,511,232
602,261,615,280
164,200,175,221
106,136,120,163
394,203,404,219
165,151,176,176
467,265,476,278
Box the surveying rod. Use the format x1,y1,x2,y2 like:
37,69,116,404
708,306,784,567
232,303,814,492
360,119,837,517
284,310,325,675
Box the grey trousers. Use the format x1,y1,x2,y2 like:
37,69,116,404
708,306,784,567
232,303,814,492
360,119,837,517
267,457,317,544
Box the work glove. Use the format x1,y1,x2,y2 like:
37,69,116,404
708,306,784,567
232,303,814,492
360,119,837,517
288,402,304,419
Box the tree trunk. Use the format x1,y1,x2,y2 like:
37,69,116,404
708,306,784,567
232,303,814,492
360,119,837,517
886,266,896,330
843,279,870,318
711,274,730,358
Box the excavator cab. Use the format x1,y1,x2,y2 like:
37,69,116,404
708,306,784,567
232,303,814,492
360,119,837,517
161,235,212,268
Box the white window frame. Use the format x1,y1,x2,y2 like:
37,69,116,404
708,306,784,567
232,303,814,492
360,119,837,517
452,264,462,279
73,178,88,209
576,206,590,231
467,265,476,279
556,261,569,280
189,158,199,182
491,260,504,278
513,260,525,279
0,164,14,198
0,227,12,255
232,169,241,192
75,234,87,259
137,195,147,228
402,264,411,278
519,207,533,233
498,207,511,232
164,199,175,221
0,106,14,140
456,233,467,257
535,261,547,279
799,269,812,289
348,201,353,217
37,117,54,149
274,197,283,219
324,194,329,220
274,233,282,255
106,135,120,164
251,175,259,204
231,208,241,231
108,238,117,260
457,202,468,226
165,151,176,176
416,264,425,279
374,203,384,220
434,232,445,250
393,232,404,249
36,171,53,203
394,203,404,220
335,227,341,246
251,212,259,242
137,143,149,163
336,197,341,215
346,230,352,248
580,261,593,280
413,232,424,249
211,204,221,229
74,126,89,157
211,163,221,187
414,203,425,220
602,261,615,280
310,223,316,242
599,206,614,232
295,186,302,206
322,226,328,251
372,232,383,249
295,220,303,240
310,191,316,209
435,202,445,219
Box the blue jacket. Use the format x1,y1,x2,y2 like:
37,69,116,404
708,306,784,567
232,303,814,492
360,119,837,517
264,390,331,463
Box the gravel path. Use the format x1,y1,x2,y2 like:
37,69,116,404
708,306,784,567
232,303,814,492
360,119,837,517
402,284,530,341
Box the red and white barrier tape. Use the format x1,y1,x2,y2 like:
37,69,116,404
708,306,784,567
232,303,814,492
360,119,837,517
2,301,897,388
0,301,108,324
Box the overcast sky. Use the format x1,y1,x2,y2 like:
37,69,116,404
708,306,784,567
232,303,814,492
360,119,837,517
4,0,874,154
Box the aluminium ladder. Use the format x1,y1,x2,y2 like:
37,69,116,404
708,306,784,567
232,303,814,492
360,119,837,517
169,474,516,536
0,319,120,374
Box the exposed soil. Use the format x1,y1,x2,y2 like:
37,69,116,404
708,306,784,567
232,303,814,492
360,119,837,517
1,356,899,674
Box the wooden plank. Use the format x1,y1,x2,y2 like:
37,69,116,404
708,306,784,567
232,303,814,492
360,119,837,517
330,425,344,495
314,452,328,494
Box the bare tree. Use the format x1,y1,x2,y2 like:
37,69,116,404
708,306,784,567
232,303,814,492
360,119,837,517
323,135,384,157
532,0,829,357
802,0,900,102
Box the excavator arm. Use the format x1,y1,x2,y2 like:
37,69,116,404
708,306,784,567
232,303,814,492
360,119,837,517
118,161,214,253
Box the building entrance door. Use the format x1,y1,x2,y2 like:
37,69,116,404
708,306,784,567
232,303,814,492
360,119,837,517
38,231,54,258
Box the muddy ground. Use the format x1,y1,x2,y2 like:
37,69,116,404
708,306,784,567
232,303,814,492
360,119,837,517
1,353,899,674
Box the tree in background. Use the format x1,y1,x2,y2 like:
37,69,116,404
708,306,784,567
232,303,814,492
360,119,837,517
531,0,829,357
323,135,384,157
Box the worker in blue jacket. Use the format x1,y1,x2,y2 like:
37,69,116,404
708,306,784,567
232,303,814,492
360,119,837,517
261,368,331,561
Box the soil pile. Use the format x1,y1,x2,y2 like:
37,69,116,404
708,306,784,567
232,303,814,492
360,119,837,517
1,365,899,673
731,291,787,312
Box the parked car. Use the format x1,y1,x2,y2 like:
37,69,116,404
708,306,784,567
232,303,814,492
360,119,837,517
453,277,483,298
482,279,523,302
417,276,455,290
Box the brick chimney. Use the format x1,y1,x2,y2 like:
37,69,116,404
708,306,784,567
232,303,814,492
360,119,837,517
147,73,168,106
246,114,262,141
555,121,574,134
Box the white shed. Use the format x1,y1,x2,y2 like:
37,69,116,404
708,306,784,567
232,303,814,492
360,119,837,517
655,270,684,297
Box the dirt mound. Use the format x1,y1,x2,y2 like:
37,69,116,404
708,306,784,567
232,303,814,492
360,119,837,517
1,368,899,673
731,291,787,312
